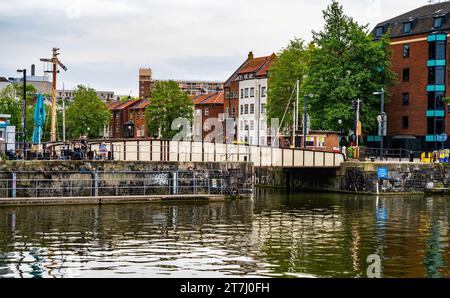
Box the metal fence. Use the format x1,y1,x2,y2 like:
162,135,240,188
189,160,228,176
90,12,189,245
0,176,236,199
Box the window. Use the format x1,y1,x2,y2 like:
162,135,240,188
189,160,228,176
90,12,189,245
225,107,229,116
204,123,209,131
428,66,445,85
142,113,145,120
305,137,315,147
427,117,445,135
244,104,249,114
250,88,255,97
232,107,236,116
403,68,410,82
375,26,384,38
245,88,249,98
429,41,446,60
403,22,412,33
261,103,266,114
250,120,254,130
240,121,243,131
402,116,409,129
402,93,410,106
196,109,201,116
428,92,445,110
205,108,209,116
241,89,244,99
250,104,255,114
403,44,410,58
240,105,243,115
434,17,444,29
317,137,325,147
261,87,267,97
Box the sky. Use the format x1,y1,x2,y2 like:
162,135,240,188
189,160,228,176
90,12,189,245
0,0,429,96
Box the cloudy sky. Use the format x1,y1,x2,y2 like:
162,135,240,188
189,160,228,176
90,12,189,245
0,0,427,96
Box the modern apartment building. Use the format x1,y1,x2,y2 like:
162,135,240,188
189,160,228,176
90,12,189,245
373,2,450,151
139,67,223,98
57,89,116,102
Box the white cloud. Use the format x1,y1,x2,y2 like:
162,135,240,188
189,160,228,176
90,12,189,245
0,0,427,95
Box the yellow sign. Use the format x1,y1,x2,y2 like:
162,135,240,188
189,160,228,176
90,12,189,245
357,121,362,136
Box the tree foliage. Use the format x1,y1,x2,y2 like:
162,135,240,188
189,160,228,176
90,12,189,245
267,39,310,129
303,0,396,134
65,85,111,139
145,81,193,139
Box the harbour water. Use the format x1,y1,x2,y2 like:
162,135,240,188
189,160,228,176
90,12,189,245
0,189,448,278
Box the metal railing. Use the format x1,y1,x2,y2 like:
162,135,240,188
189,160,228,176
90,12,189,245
0,175,245,199
365,148,421,162
41,139,346,168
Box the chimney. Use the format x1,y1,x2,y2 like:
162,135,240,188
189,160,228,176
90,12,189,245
31,64,35,76
248,51,254,60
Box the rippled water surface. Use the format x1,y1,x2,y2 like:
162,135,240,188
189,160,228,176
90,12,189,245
0,190,449,278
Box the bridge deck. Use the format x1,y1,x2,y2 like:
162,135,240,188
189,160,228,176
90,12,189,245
50,140,345,168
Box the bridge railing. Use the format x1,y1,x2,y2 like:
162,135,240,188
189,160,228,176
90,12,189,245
45,139,345,168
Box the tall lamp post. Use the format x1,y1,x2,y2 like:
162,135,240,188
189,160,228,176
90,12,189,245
303,94,314,149
17,69,27,160
374,88,386,161
338,119,343,152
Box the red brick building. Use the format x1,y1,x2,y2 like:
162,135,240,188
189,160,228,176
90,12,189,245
193,92,225,141
107,99,150,139
373,2,450,151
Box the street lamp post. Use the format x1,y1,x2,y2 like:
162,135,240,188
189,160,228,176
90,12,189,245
374,89,386,161
338,119,343,152
17,69,27,160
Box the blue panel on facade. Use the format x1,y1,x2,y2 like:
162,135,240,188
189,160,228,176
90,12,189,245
426,135,436,142
436,85,446,92
428,60,447,67
426,110,445,117
428,34,447,41
427,85,446,92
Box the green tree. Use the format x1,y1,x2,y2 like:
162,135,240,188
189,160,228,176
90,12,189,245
0,83,40,141
145,81,193,139
304,0,396,134
267,39,310,129
65,85,111,139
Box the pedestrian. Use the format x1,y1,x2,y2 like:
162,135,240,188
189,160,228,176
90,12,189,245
99,142,108,160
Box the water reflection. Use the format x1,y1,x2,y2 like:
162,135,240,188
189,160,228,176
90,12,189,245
0,190,448,278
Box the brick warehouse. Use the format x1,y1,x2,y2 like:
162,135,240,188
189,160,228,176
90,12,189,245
373,2,450,151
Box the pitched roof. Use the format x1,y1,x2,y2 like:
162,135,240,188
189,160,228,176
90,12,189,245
193,92,224,105
224,53,276,88
113,100,141,111
130,100,151,110
373,2,450,39
237,54,276,76
106,101,123,110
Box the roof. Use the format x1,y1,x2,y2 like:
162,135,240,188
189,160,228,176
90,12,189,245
130,100,151,110
106,101,122,110
237,54,276,76
0,77,9,83
224,52,276,87
113,100,141,111
192,92,224,105
373,2,450,39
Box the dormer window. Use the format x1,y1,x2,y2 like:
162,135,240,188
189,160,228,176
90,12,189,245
434,16,444,29
403,22,412,33
375,26,384,38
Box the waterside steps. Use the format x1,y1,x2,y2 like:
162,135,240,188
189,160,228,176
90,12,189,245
0,194,232,207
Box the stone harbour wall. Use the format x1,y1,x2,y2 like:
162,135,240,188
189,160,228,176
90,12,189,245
255,162,450,194
0,161,253,198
